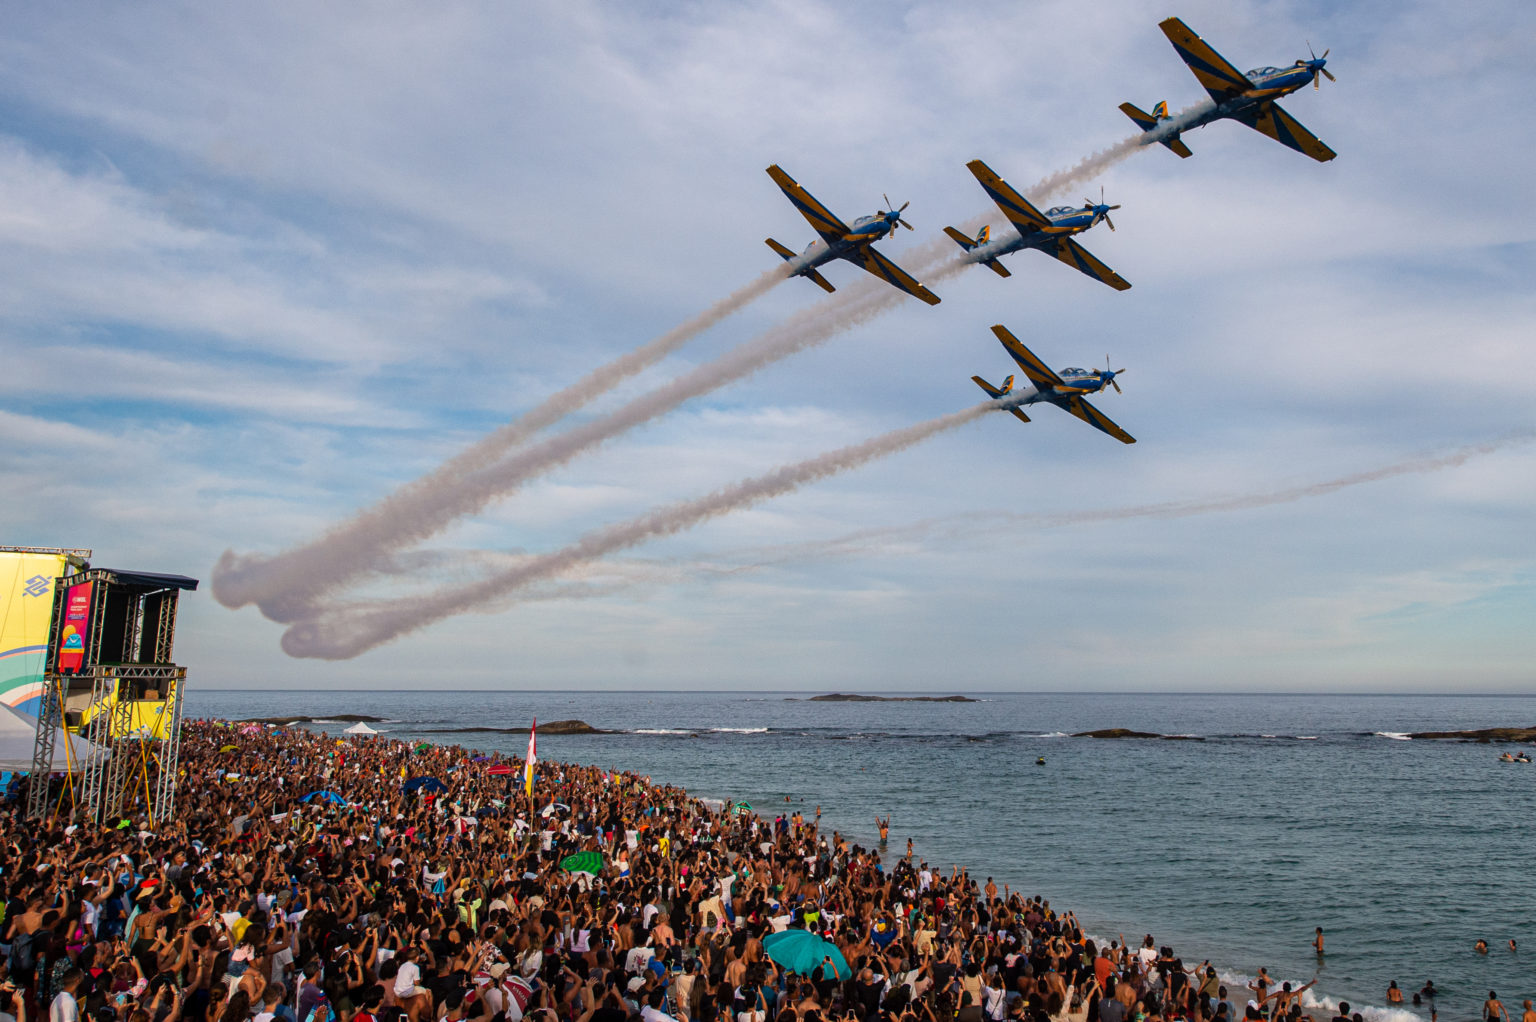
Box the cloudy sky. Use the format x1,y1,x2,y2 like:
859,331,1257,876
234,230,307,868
2,1,1532,692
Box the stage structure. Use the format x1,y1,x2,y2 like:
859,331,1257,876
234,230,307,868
27,567,199,825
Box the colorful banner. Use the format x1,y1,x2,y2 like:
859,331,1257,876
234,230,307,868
56,581,94,674
0,551,72,715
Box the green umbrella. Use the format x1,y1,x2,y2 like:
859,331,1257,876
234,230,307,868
732,801,752,816
762,930,850,980
560,851,603,876
414,742,432,753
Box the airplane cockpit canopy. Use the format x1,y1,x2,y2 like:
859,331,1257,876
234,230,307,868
1246,66,1282,79
1060,367,1088,376
1045,205,1078,216
852,214,877,226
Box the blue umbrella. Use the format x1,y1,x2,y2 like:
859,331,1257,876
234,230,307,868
762,929,850,980
403,776,448,795
301,790,346,805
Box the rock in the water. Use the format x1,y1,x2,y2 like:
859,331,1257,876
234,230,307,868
1408,726,1536,742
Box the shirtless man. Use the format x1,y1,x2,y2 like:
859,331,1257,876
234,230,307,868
1484,992,1508,1022
1312,928,1324,956
876,817,889,849
1519,1001,1535,1022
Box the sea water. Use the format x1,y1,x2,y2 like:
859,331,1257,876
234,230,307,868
186,690,1536,1021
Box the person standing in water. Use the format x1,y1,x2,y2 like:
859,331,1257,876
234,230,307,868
1313,928,1324,955
1485,992,1509,1022
876,816,889,848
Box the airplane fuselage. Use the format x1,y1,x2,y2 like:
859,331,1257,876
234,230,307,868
789,215,896,277
1153,64,1315,138
974,206,1107,262
1003,371,1114,407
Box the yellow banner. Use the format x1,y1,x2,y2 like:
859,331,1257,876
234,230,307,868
0,552,71,714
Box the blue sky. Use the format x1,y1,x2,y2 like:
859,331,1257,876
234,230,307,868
1,1,1533,691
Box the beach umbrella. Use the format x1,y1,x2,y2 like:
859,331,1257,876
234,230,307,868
413,742,432,753
402,776,447,795
560,851,603,876
487,764,514,776
219,744,238,753
504,977,533,1013
762,930,850,980
732,801,752,816
301,790,346,805
344,722,379,736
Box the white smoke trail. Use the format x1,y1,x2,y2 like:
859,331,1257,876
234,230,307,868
211,262,789,609
279,402,998,659
218,134,1156,623
715,431,1536,567
382,430,1532,597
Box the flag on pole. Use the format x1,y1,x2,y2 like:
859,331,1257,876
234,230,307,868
525,718,537,797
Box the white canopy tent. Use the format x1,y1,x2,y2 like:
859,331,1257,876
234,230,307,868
343,721,380,735
0,702,109,773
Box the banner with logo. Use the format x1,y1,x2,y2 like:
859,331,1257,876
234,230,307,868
0,551,72,714
56,581,95,674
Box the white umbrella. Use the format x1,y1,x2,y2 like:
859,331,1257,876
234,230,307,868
344,721,380,735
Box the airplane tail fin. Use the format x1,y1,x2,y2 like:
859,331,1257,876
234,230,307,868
945,225,1012,277
944,226,978,252
765,237,796,261
767,238,836,292
1119,102,1194,158
803,267,835,293
972,375,1030,422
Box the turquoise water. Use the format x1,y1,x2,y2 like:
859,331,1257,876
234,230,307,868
185,690,1536,1021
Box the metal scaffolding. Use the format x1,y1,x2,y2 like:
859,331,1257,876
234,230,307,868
26,567,196,827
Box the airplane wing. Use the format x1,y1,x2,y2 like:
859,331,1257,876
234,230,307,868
1159,17,1253,102
1062,395,1135,444
991,325,1064,391
965,159,1049,233
844,246,941,305
766,165,852,245
1045,237,1132,291
1230,101,1338,162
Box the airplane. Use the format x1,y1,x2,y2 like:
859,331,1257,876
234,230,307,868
764,165,941,305
944,159,1130,291
971,325,1135,444
1119,17,1337,163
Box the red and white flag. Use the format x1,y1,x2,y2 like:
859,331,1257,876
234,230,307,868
524,718,537,796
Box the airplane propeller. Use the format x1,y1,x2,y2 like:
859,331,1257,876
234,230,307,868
880,193,915,231
1101,355,1125,394
1302,42,1335,90
1082,186,1121,231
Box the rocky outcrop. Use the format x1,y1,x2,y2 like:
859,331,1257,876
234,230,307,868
803,693,977,702
1072,728,1204,741
1408,726,1536,742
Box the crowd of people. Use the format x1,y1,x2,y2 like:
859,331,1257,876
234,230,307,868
0,721,1493,1022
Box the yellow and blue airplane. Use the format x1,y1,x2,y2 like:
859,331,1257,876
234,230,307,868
944,160,1130,291
764,165,941,305
1120,17,1336,162
972,325,1135,444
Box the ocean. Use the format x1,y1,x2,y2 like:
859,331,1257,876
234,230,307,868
184,690,1536,1021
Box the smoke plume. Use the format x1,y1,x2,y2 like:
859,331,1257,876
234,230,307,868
280,402,998,658
212,262,788,609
